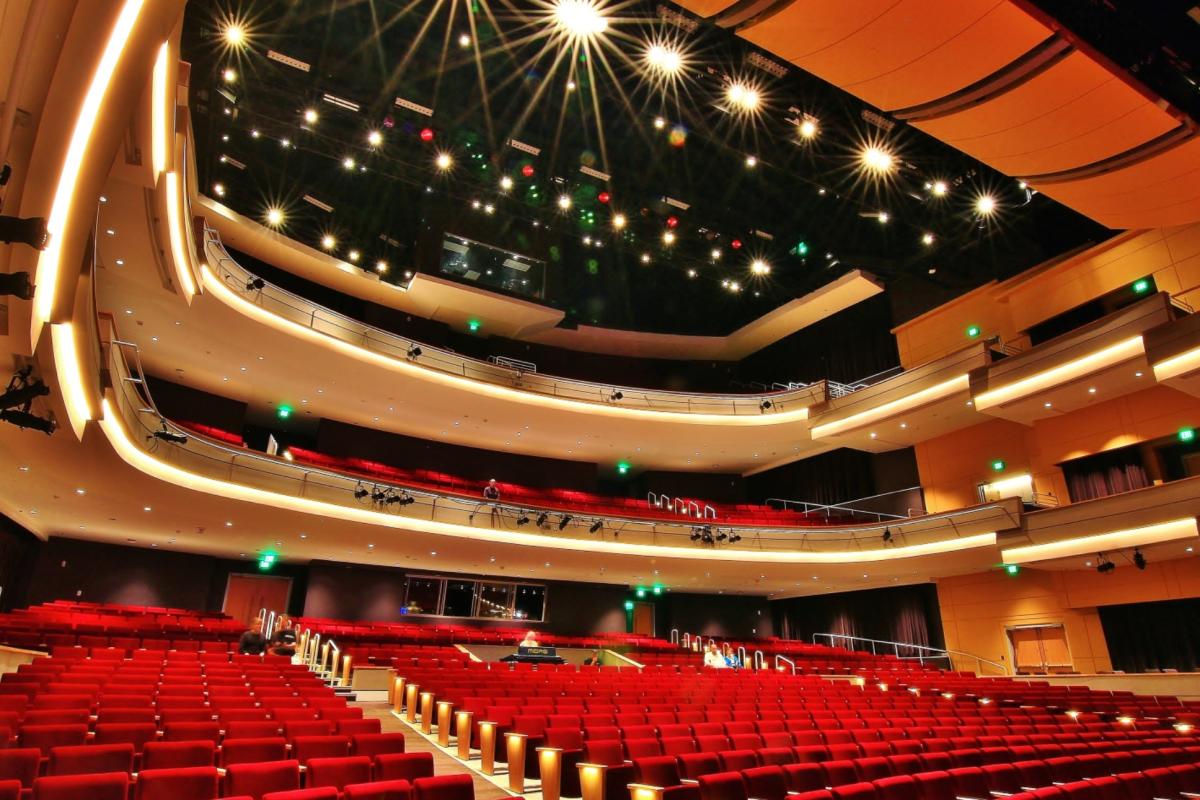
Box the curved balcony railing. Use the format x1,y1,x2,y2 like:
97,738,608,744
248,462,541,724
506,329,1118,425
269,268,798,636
101,321,1015,555
201,226,826,417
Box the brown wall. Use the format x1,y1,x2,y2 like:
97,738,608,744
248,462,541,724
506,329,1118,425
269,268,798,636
937,557,1200,674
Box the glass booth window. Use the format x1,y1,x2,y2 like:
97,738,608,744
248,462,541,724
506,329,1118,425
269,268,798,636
440,234,545,300
443,580,476,618
514,585,546,621
404,577,441,615
476,582,514,618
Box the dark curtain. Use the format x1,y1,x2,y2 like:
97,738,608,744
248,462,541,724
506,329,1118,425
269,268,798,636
746,447,920,509
1099,598,1200,673
772,584,945,656
1062,445,1150,502
0,514,41,611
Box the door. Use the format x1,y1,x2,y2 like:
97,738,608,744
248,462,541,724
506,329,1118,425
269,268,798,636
224,574,293,628
632,602,655,637
1008,624,1071,674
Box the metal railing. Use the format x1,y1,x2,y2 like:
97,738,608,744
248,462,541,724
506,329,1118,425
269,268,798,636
202,226,823,417
826,365,905,398
101,330,1013,555
813,632,1008,676
766,486,924,522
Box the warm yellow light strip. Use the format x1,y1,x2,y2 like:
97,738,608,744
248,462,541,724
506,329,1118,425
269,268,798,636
98,397,993,563
810,374,969,439
51,323,94,438
200,264,808,426
35,0,145,324
151,42,168,176
974,336,1145,410
1152,345,1200,383
166,172,197,298
1002,518,1198,564
982,473,1032,497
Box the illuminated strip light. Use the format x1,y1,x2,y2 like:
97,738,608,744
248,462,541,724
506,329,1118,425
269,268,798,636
303,194,333,213
322,93,360,112
664,197,690,210
1002,518,1198,564
200,264,811,426
811,374,970,439
52,323,94,438
267,50,310,72
219,155,246,170
97,398,990,563
35,0,145,324
579,165,610,181
508,138,541,156
164,172,197,298
753,230,774,241
974,336,1145,410
395,97,433,116
150,42,168,177
981,473,1033,498
1152,344,1200,382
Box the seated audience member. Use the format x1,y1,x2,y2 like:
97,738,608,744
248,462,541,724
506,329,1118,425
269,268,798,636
520,630,540,648
271,628,297,657
703,642,728,669
583,649,601,666
239,629,266,655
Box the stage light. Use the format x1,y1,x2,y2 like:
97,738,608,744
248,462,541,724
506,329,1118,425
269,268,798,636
367,130,383,147
760,400,772,411
662,231,676,245
223,24,246,47
434,152,453,171
653,116,666,130
726,82,760,112
610,390,624,401
0,216,49,250
589,520,603,534
798,117,818,139
750,259,770,276
343,156,356,170
303,108,318,124
222,68,236,83
406,345,422,360
1,409,55,434
0,272,33,300
860,145,894,174
375,260,388,274
516,513,530,526
264,207,284,227
931,181,948,196
612,213,626,230
646,43,683,76
1133,549,1146,570
557,194,572,210
245,277,265,291
558,514,572,530
552,0,608,39
882,528,892,543
354,484,369,500
640,253,651,264
975,194,997,215
500,175,514,191
321,234,336,250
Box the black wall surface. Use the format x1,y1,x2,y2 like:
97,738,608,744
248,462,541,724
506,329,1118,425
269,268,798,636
1099,597,1200,673
745,447,922,513
0,514,40,611
653,591,773,640
770,583,945,651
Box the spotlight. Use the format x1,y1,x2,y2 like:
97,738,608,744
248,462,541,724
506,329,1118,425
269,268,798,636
353,484,369,500
375,260,388,274
321,234,337,250
551,0,609,39
612,213,627,230
558,514,572,530
223,24,246,47
342,156,356,170
589,520,603,534
975,195,997,216
500,175,514,191
645,43,683,76
882,527,892,543
245,277,265,291
1096,554,1115,574
0,216,49,250
222,68,237,83
750,259,770,276
536,512,549,527
610,390,623,401
384,490,401,505
860,145,894,174
662,231,676,245
264,207,284,227
151,427,188,445
371,486,386,503
406,345,422,360
1133,549,1147,570
434,152,453,171
367,130,383,147
726,82,761,112
0,272,33,300
399,492,415,506
922,232,935,246
516,513,531,526
797,117,818,139
690,528,702,541
728,533,742,543
0,409,55,434
303,108,318,124
557,194,572,211
716,531,728,541
931,181,948,197
760,400,772,411
0,369,49,410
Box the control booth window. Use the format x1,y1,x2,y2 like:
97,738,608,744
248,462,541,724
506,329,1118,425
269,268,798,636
400,574,546,622
440,234,545,300
514,585,546,621
443,579,476,618
403,577,441,615
477,582,515,619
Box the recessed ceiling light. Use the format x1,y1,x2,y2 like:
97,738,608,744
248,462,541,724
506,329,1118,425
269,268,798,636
143,506,152,512
367,130,383,147
303,108,318,124
75,488,86,495
225,521,233,527
1044,402,1052,408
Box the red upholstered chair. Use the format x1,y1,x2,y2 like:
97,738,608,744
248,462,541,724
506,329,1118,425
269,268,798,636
717,751,758,772
820,761,859,790
134,767,220,800
261,790,339,800
352,733,406,759
221,738,288,767
226,721,282,739
18,725,88,757
829,784,878,800
696,772,747,800
31,773,128,800
0,749,41,795
781,763,825,794
291,735,351,764
141,741,216,770
336,719,382,737
162,722,221,744
412,775,475,800
304,757,372,792
224,760,301,800
677,752,721,781
47,744,134,777
872,776,919,800
0,780,20,800
632,756,698,800
375,753,435,782
741,766,789,800
343,779,411,800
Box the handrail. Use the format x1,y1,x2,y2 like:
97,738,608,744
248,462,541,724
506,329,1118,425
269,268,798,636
202,225,823,417
812,632,1007,676
767,486,923,522
736,646,747,667
669,629,679,645
774,654,795,675
681,632,691,649
753,650,765,671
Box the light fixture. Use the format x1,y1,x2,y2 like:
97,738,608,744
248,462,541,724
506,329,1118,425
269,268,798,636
212,182,226,198
264,207,284,227
321,234,336,250
1004,564,1020,576
662,231,676,245
877,211,889,224
557,194,572,210
589,520,603,534
640,253,651,264
612,213,626,230
222,68,236,83
922,232,935,245
367,130,383,147
558,514,572,530
500,175,514,191
881,528,892,543
223,24,247,47
726,82,761,113
653,116,666,130
434,152,453,171
343,156,356,170
552,0,608,39
458,33,471,48
303,108,318,124
375,260,388,274
1133,549,1146,570
860,145,894,174
931,181,948,196
975,194,997,215
645,43,683,76
750,259,770,276
745,155,758,168
798,117,818,139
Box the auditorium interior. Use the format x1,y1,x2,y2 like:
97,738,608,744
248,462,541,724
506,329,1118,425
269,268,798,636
2,1,1200,799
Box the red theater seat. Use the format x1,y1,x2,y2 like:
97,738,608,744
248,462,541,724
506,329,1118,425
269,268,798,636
0,781,20,800
47,744,134,777
352,733,407,759
222,738,289,767
305,756,372,791
375,753,435,782
141,740,216,770
261,790,339,800
696,772,748,800
133,767,220,800
224,760,301,800
412,775,475,800
18,725,87,756
31,773,128,800
343,779,412,800
0,749,40,795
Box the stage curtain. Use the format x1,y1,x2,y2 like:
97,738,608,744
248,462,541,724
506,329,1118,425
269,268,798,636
1098,598,1200,672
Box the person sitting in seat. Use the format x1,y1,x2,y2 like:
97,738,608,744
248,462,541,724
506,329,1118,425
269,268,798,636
703,642,728,669
520,631,540,648
238,629,266,656
582,649,601,666
270,628,297,657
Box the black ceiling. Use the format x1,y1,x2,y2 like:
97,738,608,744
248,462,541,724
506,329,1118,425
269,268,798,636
182,1,1113,336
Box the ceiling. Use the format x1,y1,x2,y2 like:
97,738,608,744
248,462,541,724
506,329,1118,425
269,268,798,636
181,0,1111,338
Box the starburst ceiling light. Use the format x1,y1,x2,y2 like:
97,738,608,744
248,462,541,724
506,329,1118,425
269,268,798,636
798,117,818,139
726,82,761,113
264,207,284,227
750,259,770,276
367,130,383,147
612,212,627,229
552,0,608,40
434,152,453,171
860,145,894,174
931,180,948,196
557,194,572,210
976,194,997,216
223,23,247,48
321,234,336,250
303,108,318,124
645,43,683,76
